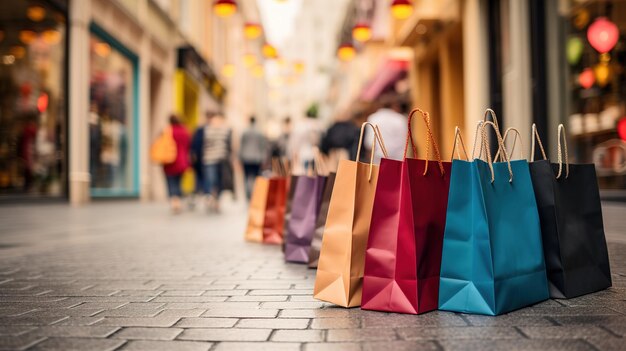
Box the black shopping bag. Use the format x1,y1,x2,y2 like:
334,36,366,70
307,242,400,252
529,124,612,299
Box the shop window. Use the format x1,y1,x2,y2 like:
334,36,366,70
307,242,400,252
562,1,626,191
89,27,138,197
0,0,67,198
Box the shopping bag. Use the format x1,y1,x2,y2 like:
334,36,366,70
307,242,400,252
362,108,451,314
308,172,336,268
438,114,549,316
284,175,327,262
313,122,388,307
150,127,177,164
282,175,300,252
529,124,611,298
245,176,270,242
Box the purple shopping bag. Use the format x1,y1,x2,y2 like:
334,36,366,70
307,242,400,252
284,175,327,263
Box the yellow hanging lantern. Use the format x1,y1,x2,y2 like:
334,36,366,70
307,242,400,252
244,23,262,39
213,0,237,17
42,30,61,45
594,62,611,87
243,53,257,67
337,43,356,62
391,0,413,20
352,22,372,42
293,61,305,74
262,43,278,59
27,6,46,22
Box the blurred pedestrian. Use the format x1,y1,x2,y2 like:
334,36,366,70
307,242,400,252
190,111,213,208
163,114,191,214
272,117,291,159
288,107,323,172
365,94,408,163
240,116,268,200
320,112,360,171
202,111,232,213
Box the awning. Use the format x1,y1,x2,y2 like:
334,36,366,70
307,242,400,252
359,59,409,101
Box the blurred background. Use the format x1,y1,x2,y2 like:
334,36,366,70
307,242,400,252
0,0,625,206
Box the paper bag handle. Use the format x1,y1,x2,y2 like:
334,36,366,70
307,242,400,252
403,108,445,176
480,121,513,183
495,127,525,162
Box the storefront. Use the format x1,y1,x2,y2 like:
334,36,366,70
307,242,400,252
0,0,68,199
88,24,139,197
539,0,626,198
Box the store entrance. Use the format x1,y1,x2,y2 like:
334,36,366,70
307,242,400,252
0,0,67,199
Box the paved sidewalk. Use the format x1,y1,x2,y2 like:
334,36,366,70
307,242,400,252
0,201,625,351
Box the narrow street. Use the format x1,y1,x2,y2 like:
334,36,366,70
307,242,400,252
0,201,625,351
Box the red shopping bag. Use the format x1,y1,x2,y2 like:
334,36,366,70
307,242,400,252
362,108,452,314
263,160,288,245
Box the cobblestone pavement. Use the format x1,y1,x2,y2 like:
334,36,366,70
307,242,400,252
0,201,625,351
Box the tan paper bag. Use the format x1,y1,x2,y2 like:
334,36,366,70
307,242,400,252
245,176,270,242
313,122,388,307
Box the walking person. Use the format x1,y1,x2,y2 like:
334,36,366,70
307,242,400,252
189,112,212,208
240,116,268,200
365,94,408,163
163,114,191,214
288,108,323,172
202,112,232,213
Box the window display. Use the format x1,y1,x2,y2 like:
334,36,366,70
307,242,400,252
0,1,67,198
89,31,137,196
563,0,626,191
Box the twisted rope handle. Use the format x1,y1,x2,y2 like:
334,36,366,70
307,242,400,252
556,124,569,179
471,120,485,159
356,122,389,181
530,123,547,162
450,126,469,161
495,127,525,162
403,108,445,176
481,121,514,183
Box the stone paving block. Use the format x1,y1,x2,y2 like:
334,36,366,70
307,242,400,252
153,296,227,302
509,306,620,316
94,316,180,327
464,315,555,327
178,328,272,341
310,318,360,329
361,341,439,351
27,325,120,338
271,329,325,342
261,301,329,309
550,315,626,326
327,328,398,342
44,289,119,297
119,340,212,351
160,284,235,290
71,302,128,310
21,308,104,317
119,302,166,309
213,342,300,351
201,308,279,318
438,339,595,351
0,326,35,336
0,316,67,326
586,337,626,351
248,289,312,296
397,326,523,340
228,295,288,302
175,318,238,328
361,312,467,328
113,290,164,297
0,334,45,351
236,318,309,329
201,290,249,297
111,327,183,340
155,309,206,318
52,317,103,326
28,337,126,351
289,295,319,302
236,282,294,290
162,290,206,297
519,325,616,339
0,307,37,316
95,308,163,317
279,309,354,319
303,342,362,351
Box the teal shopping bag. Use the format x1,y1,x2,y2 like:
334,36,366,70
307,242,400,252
438,118,549,316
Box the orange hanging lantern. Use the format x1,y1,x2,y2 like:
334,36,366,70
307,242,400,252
27,5,46,22
262,43,278,59
213,0,237,17
244,22,262,39
391,0,413,20
42,30,61,45
578,68,595,89
352,22,372,42
337,43,356,62
594,62,610,87
19,30,37,45
587,17,619,54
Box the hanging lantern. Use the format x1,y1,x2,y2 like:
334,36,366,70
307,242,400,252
391,0,413,20
262,43,278,59
566,37,583,65
243,53,257,67
618,118,626,141
337,43,356,61
252,64,264,78
578,68,595,89
94,42,111,57
573,9,590,30
293,61,305,74
19,30,37,45
587,17,619,54
10,46,26,59
213,0,237,17
221,63,235,78
352,22,372,42
594,62,610,87
244,23,262,39
27,5,46,22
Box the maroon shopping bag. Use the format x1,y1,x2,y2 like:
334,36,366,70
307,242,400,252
262,176,288,245
362,108,451,314
284,175,327,263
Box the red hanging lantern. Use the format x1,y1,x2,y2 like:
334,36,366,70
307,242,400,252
213,0,237,17
618,118,626,141
244,22,262,39
337,43,356,61
587,17,619,54
391,0,413,20
352,22,372,42
579,68,595,89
